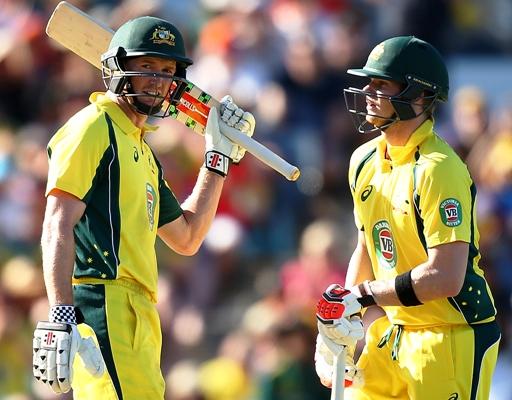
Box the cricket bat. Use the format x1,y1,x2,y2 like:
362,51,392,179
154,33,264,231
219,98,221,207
332,347,346,400
46,1,300,181
320,331,346,400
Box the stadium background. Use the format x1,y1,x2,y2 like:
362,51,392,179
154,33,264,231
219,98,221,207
0,0,511,398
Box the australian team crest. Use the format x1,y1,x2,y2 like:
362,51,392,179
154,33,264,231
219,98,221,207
146,183,157,231
151,26,176,46
372,220,397,269
369,42,385,61
439,198,462,227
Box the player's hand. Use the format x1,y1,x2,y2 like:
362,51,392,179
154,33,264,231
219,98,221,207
317,283,363,321
314,333,364,389
218,95,255,164
33,306,104,393
317,284,364,346
204,106,236,176
317,314,364,347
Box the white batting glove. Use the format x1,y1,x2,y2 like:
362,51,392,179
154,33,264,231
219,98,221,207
33,306,104,393
315,334,364,389
316,284,365,348
204,106,236,177
219,95,255,164
317,314,364,347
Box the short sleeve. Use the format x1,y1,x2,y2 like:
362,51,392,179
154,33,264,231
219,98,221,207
418,159,473,247
46,114,111,201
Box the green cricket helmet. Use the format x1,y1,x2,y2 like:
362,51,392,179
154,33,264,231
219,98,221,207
101,16,193,117
344,36,449,133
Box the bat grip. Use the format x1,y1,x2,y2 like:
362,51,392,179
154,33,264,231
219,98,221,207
331,346,346,400
220,126,301,181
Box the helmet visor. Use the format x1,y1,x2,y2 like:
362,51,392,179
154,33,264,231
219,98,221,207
102,68,188,118
343,87,400,134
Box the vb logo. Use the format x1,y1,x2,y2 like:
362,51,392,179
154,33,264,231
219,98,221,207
439,198,462,227
372,220,396,269
448,393,459,400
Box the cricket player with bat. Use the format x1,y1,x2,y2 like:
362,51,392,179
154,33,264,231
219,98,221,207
314,36,501,399
32,15,255,399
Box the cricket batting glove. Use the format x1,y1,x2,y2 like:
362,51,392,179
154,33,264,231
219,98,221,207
315,333,364,389
33,305,104,393
317,284,365,346
204,106,235,177
219,95,255,164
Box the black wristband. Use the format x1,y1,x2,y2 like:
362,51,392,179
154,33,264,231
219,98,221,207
395,270,423,306
358,295,377,308
356,280,377,307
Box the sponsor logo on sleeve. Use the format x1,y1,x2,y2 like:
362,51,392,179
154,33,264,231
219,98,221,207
439,198,462,227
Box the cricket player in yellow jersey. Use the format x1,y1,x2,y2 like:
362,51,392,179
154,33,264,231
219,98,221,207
32,16,255,399
314,36,500,400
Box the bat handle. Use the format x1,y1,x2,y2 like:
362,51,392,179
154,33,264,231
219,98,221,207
331,346,346,400
220,126,301,181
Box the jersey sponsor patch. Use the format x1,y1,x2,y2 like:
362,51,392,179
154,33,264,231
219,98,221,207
146,183,157,230
439,198,462,227
372,220,396,269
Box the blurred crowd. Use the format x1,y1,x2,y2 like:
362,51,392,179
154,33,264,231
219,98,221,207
1,0,512,399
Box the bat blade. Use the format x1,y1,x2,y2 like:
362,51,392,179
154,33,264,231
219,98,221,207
45,1,300,181
46,1,112,70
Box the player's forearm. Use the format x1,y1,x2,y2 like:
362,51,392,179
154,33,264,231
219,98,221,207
345,231,375,288
364,242,468,306
367,263,450,306
178,167,225,252
41,219,76,306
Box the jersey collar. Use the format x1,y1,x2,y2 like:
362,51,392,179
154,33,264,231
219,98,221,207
377,119,434,169
89,92,159,138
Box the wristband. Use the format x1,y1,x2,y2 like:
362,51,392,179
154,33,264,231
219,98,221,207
395,271,423,306
356,280,377,307
49,305,85,324
205,151,229,177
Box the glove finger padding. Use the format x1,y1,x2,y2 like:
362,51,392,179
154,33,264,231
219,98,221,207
315,334,335,387
314,334,364,389
345,355,364,388
78,336,105,377
317,315,364,347
33,322,104,394
218,95,255,164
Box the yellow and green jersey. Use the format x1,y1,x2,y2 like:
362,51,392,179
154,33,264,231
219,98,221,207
46,92,182,300
348,119,496,326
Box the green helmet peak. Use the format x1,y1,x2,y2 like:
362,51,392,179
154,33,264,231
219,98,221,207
348,36,449,101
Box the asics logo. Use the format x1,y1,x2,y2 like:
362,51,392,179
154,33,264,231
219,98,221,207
361,185,373,202
448,393,459,400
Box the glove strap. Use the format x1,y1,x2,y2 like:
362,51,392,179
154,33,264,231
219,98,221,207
205,150,229,177
49,305,85,324
357,280,377,307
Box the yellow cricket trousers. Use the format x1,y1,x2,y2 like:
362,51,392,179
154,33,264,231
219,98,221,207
346,316,500,400
71,280,165,399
